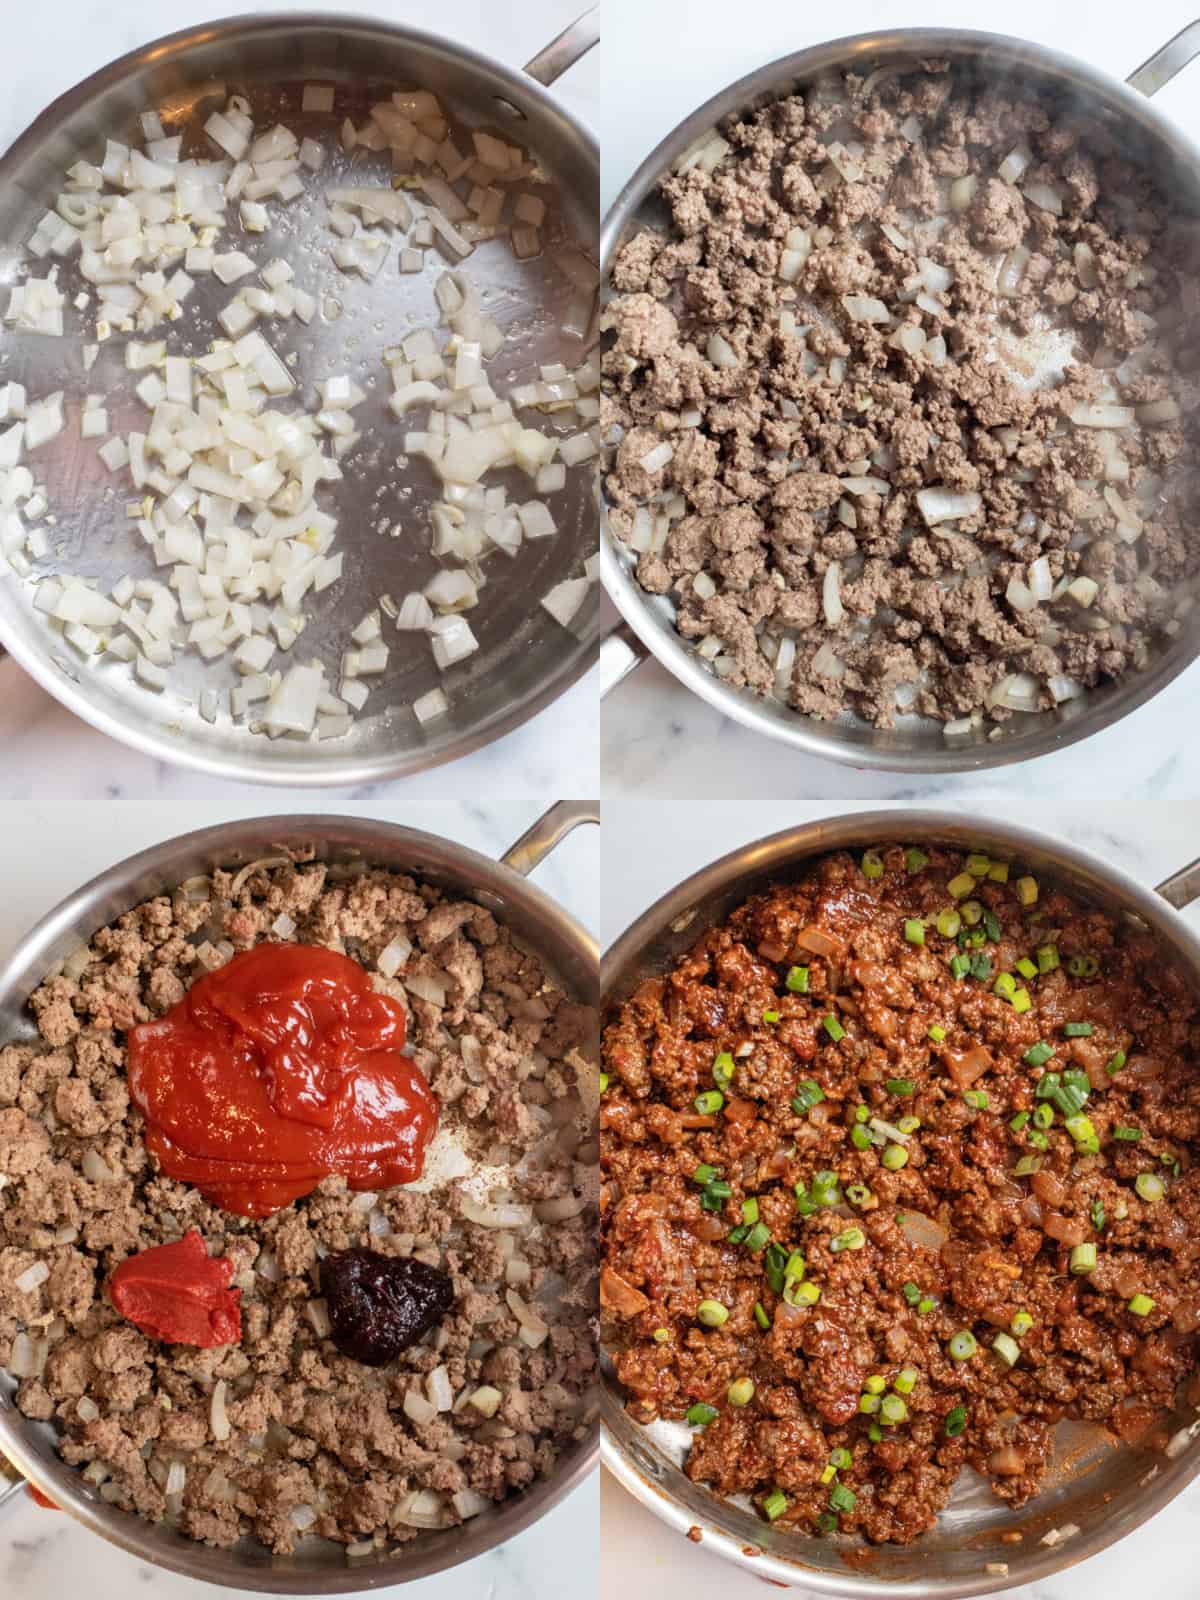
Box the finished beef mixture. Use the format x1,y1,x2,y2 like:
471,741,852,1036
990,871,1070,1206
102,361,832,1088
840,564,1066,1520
602,61,1200,733
601,844,1200,1544
0,856,597,1555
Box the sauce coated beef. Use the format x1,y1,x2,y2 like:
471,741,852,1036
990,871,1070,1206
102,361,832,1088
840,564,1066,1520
600,845,1200,1544
602,63,1200,730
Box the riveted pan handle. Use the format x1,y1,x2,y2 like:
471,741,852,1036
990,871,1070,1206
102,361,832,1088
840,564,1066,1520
599,622,651,698
0,1458,28,1517
524,5,599,87
1128,19,1200,95
1156,857,1200,909
502,800,599,876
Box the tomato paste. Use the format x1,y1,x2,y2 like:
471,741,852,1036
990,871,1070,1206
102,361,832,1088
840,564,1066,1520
127,943,437,1218
109,1231,241,1347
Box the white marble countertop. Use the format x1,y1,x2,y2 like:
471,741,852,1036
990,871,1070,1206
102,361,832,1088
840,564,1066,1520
600,795,1200,1597
0,0,602,804
0,786,598,1595
599,0,1200,801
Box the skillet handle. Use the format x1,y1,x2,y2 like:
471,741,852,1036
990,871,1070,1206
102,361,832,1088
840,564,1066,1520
524,5,600,86
0,1459,28,1516
501,800,599,876
599,622,650,698
1127,20,1200,95
1156,856,1200,910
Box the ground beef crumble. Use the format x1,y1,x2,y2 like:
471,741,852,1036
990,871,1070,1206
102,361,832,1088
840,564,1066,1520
0,858,598,1556
601,844,1200,1543
603,62,1200,731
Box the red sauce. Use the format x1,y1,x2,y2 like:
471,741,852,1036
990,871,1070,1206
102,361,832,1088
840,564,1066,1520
127,943,437,1218
110,1231,241,1347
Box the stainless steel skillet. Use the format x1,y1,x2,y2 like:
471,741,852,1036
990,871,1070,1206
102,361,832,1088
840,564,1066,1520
600,22,1200,775
601,809,1200,1594
0,799,598,1590
0,9,600,785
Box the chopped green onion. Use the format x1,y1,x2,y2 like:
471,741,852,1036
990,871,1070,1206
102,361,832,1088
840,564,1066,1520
727,1224,749,1244
897,1115,921,1134
820,1463,836,1485
1012,988,1031,1014
948,1330,978,1361
788,1279,821,1306
851,1125,872,1151
693,1164,719,1186
880,1394,908,1425
700,1190,725,1213
904,919,926,946
786,966,810,994
1010,1311,1033,1337
961,899,984,926
846,1182,873,1208
970,953,993,980
1014,1154,1042,1176
902,1282,921,1306
928,1024,946,1042
1024,1041,1054,1067
905,847,929,873
882,1144,909,1171
831,1226,866,1252
1033,1104,1054,1131
855,1104,870,1123
982,910,1003,943
822,1014,845,1043
599,1072,609,1093
1065,1113,1095,1145
1052,1083,1088,1118
694,1090,724,1115
829,1483,857,1514
894,1367,919,1395
794,1187,818,1218
966,853,991,877
950,954,971,980
867,1422,883,1442
728,1377,755,1407
829,1446,853,1470
1028,1130,1049,1150
742,1197,760,1224
1105,1050,1128,1077
936,909,962,938
988,862,1010,883
686,1402,718,1426
712,1051,736,1088
1037,943,1060,973
886,1077,915,1097
1091,1199,1106,1230
1009,1111,1030,1132
792,1079,825,1113
1069,1243,1097,1274
653,1327,670,1343
918,1297,936,1315
765,1243,789,1291
754,1301,770,1330
704,1178,732,1200
864,1374,887,1396
948,872,975,899
784,1251,806,1281
992,1332,1020,1367
1015,957,1038,980
994,971,1017,1000
944,1405,967,1437
762,1009,780,1024
1161,1152,1182,1176
861,850,884,880
817,1510,839,1533
697,1299,729,1327
964,1090,989,1111
1128,1293,1154,1316
745,1222,771,1251
1135,1172,1165,1203
1015,875,1038,906
1063,1021,1093,1038
1067,954,1099,977
763,1489,788,1521
811,1170,841,1207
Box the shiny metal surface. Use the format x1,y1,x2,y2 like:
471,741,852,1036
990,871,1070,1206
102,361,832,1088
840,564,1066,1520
0,11,600,786
600,26,1200,773
0,804,598,1589
601,809,1200,1594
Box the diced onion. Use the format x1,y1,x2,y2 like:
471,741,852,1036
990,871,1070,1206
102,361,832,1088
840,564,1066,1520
15,1261,49,1293
822,562,844,626
461,1196,533,1228
210,1379,231,1441
916,487,982,526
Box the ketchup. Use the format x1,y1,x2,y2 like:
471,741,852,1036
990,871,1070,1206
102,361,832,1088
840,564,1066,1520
127,943,437,1218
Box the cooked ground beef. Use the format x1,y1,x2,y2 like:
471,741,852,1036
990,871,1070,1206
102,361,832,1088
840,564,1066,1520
600,843,1200,1544
602,61,1200,731
0,857,597,1555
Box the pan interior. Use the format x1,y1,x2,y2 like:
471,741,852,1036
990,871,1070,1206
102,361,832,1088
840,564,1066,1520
0,17,599,784
0,817,598,1590
601,816,1200,1592
601,30,1200,772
